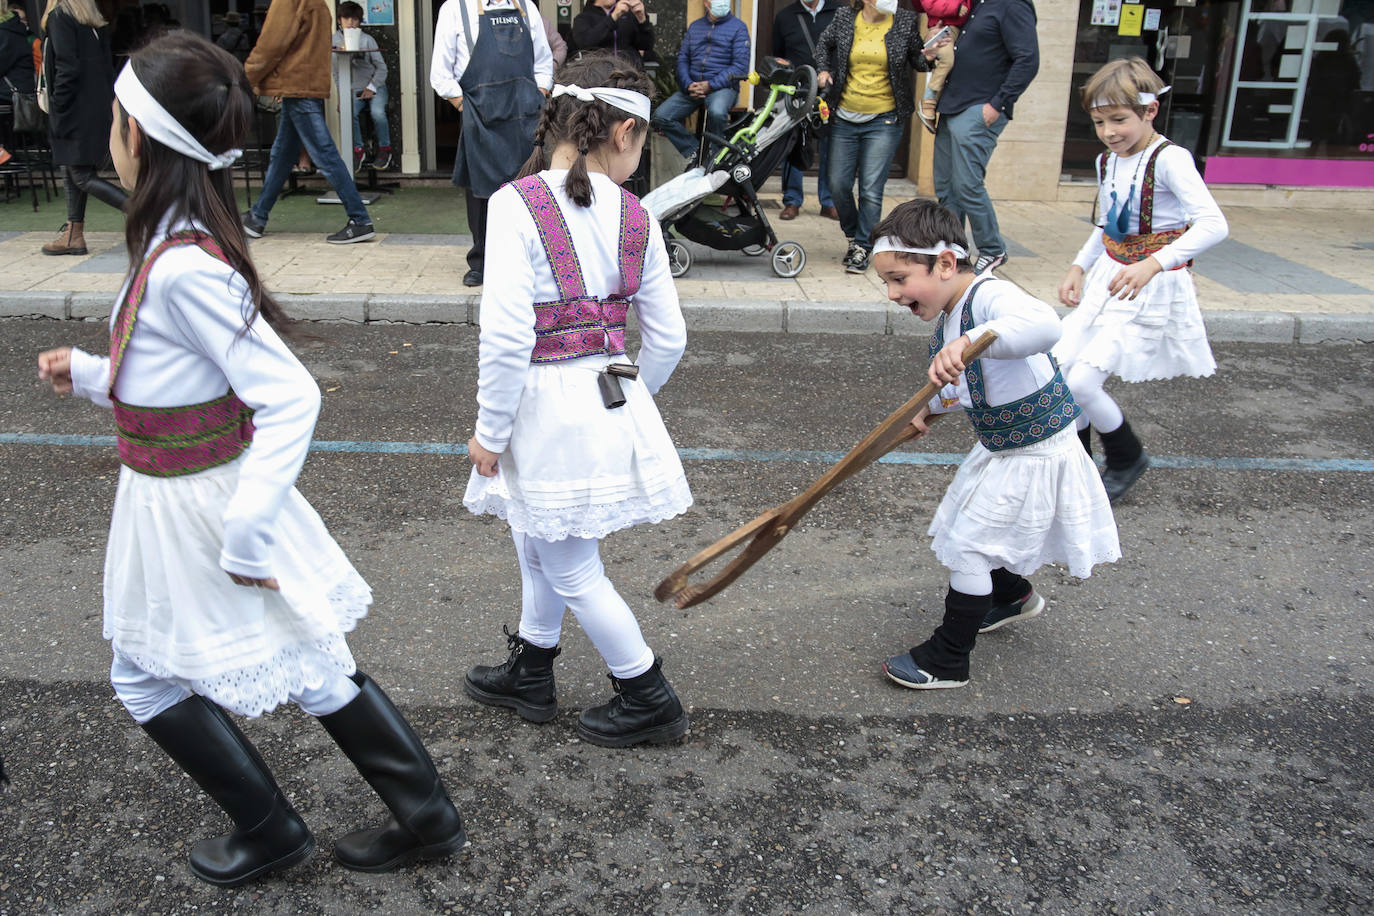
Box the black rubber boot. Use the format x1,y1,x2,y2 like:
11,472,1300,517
576,657,690,748
464,625,560,723
910,588,994,682
317,672,466,872
1099,418,1150,503
140,695,314,887
1078,425,1093,458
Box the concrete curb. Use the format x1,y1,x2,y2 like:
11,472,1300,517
4,291,1372,343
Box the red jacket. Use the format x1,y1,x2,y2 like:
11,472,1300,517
920,0,970,28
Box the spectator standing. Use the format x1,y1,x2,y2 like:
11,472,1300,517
771,0,839,220
39,0,128,256
572,0,654,69
1,3,36,93
650,1,749,162
536,0,567,70
430,0,554,287
815,0,942,273
215,11,252,62
933,0,1037,274
333,2,392,171
914,0,969,132
242,0,376,243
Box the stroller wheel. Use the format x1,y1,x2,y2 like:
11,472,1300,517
771,241,806,278
666,239,692,278
741,244,766,257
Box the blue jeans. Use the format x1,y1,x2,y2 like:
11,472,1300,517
826,113,904,250
781,133,833,209
933,104,1008,257
351,85,391,149
651,87,737,160
252,97,370,225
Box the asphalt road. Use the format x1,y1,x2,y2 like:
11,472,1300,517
1,319,1371,914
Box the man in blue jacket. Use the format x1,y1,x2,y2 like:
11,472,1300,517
934,0,1038,274
651,0,751,161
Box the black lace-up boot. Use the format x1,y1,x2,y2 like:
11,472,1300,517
576,657,690,748
1099,418,1150,502
464,625,561,722
317,673,466,872
140,695,314,887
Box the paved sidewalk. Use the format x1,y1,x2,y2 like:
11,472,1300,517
3,179,1372,342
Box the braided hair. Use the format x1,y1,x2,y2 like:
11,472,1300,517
518,52,654,207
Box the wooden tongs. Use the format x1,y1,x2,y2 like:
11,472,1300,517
655,331,997,609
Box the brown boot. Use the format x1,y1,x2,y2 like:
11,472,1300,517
41,221,87,256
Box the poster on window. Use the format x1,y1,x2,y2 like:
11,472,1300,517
367,0,395,26
1091,0,1122,26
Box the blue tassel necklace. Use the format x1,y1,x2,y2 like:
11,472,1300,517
1103,133,1159,243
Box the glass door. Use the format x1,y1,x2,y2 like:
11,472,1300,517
1222,0,1336,148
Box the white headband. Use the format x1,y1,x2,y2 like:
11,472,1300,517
114,64,243,170
871,237,969,260
1092,85,1171,109
551,83,652,122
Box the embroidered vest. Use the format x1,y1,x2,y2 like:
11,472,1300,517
930,279,1081,453
511,175,650,364
1097,140,1191,269
109,231,255,477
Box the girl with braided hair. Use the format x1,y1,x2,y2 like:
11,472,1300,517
35,31,463,887
463,52,693,749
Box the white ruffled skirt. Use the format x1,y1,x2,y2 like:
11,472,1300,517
103,457,370,718
464,358,693,541
929,427,1121,579
1054,251,1216,382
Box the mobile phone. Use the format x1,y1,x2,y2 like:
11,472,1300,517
923,25,952,49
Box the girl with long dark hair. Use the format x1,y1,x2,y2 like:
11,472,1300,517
35,31,464,887
463,53,693,748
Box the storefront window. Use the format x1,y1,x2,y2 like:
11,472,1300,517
1063,0,1374,184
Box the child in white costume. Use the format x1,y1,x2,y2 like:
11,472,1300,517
463,54,692,748
36,33,462,888
1054,57,1228,502
869,199,1120,690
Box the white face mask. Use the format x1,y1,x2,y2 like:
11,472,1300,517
874,0,898,13
709,0,732,17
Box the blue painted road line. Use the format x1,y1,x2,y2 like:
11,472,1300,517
2,432,1371,472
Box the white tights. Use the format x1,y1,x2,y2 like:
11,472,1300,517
1064,362,1124,433
512,531,655,679
949,570,992,596
110,653,360,724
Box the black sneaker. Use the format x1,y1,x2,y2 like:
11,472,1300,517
978,588,1045,634
973,252,1006,274
843,243,869,274
241,211,265,239
327,219,375,244
371,149,393,171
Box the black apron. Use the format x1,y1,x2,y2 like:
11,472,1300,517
452,0,545,198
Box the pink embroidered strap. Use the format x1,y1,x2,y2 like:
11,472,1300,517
109,231,229,393
513,175,586,300
618,187,649,296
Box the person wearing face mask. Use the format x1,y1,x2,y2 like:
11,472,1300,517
649,0,750,162
815,0,946,274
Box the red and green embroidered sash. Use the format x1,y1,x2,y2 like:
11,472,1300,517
511,175,650,364
109,231,255,477
1097,140,1191,270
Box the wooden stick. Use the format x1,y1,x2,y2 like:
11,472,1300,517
656,331,998,608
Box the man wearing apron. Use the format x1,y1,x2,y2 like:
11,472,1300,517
431,0,555,287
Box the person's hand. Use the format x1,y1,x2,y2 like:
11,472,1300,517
1107,257,1163,300
817,70,832,89
929,333,972,386
449,96,463,112
468,437,501,477
1058,265,1085,307
628,0,647,21
611,0,631,18
539,87,550,97
227,573,281,590
907,407,933,441
688,80,709,98
982,102,1000,126
923,35,950,60
360,88,375,100
37,346,73,395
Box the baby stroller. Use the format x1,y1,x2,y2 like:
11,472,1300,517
642,58,818,279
